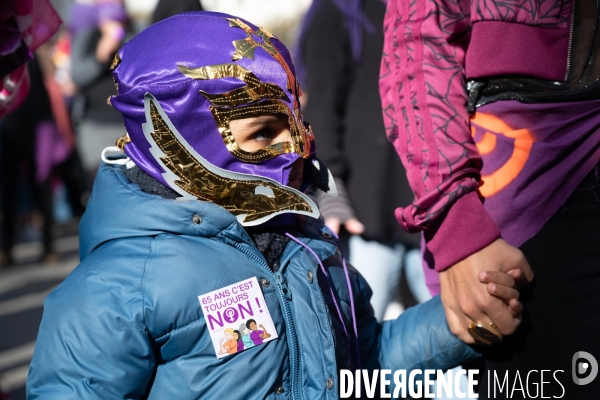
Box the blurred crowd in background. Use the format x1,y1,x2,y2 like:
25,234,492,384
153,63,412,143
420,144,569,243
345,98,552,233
1,0,426,312
0,0,428,321
0,1,434,399
0,0,435,391
0,0,313,269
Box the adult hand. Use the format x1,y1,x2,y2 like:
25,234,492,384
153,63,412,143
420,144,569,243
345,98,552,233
439,238,534,344
325,217,365,235
96,21,124,63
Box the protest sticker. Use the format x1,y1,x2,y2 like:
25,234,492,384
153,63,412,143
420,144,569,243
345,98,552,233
198,277,278,358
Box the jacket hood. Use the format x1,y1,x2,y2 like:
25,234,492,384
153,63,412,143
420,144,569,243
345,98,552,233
79,163,251,260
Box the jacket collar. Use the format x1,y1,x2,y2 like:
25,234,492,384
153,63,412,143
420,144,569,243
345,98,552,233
79,163,337,262
80,163,248,259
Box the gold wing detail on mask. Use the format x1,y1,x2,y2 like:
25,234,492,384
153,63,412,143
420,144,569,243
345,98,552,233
143,94,318,225
178,64,289,106
226,17,297,100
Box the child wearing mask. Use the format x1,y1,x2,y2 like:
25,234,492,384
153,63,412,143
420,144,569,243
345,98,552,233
27,12,523,399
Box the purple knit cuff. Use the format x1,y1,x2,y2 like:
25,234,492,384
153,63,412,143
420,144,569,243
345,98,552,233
423,191,501,272
466,21,570,81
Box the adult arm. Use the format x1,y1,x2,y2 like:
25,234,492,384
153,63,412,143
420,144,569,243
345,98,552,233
379,0,498,267
70,27,110,90
379,0,532,342
299,0,365,235
314,177,364,234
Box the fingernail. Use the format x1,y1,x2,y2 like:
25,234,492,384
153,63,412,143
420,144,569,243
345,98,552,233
514,270,522,278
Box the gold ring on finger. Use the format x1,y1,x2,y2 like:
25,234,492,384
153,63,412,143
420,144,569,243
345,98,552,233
467,320,503,345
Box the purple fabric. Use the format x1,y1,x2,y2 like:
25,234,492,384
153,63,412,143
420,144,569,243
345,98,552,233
0,10,31,82
69,2,127,35
0,31,31,77
0,15,22,55
111,12,306,188
477,100,600,247
249,330,264,345
421,234,439,296
35,121,70,182
0,0,60,118
466,21,570,81
237,341,244,352
69,4,96,34
425,99,600,295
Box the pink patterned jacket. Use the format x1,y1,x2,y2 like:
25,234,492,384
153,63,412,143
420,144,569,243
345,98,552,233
379,0,573,271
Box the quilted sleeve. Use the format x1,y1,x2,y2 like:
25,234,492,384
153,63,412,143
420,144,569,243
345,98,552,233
26,253,156,399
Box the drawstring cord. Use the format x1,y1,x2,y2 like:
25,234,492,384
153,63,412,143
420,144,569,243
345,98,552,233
284,231,361,372
330,230,361,373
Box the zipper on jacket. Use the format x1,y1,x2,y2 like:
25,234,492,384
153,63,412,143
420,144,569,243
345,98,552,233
275,271,292,300
233,242,302,400
565,0,577,80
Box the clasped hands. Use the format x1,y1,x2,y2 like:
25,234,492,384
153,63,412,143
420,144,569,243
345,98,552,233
439,238,535,345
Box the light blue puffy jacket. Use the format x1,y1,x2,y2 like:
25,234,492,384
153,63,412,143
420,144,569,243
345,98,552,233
27,164,479,399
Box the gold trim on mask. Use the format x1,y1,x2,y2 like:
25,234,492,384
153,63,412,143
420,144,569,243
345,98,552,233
110,53,122,93
146,98,315,224
178,63,313,162
178,64,289,106
110,53,121,71
211,99,308,162
226,18,299,107
227,18,275,61
116,133,131,151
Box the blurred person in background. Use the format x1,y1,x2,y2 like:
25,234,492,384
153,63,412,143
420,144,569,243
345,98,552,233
0,53,63,267
0,0,89,268
69,0,129,184
42,37,89,221
151,0,203,24
296,0,429,322
0,0,61,119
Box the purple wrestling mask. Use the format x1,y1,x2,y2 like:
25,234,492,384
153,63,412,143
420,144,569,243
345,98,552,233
108,12,335,226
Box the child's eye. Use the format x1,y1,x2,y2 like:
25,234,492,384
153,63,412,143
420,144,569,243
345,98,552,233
252,127,274,142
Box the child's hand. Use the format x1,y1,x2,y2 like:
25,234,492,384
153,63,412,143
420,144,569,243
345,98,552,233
478,269,525,318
